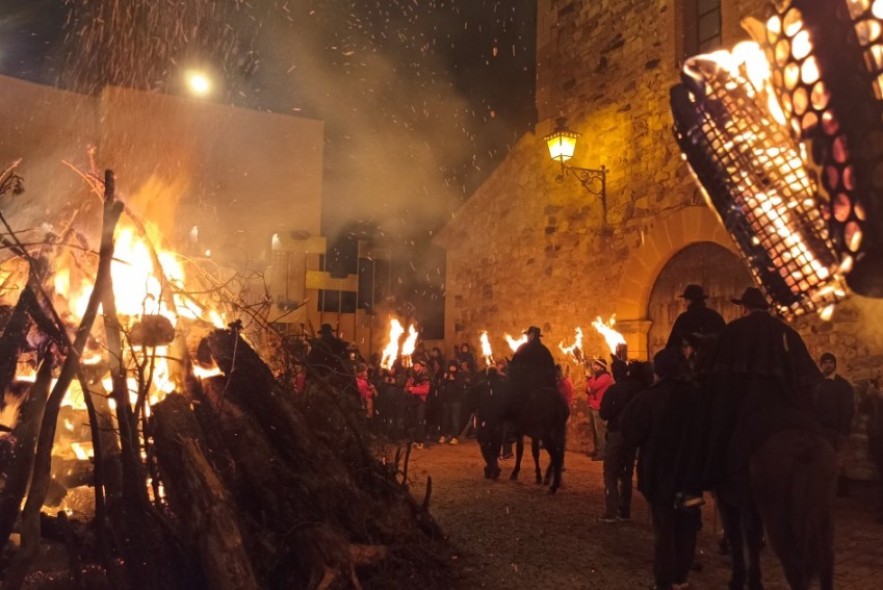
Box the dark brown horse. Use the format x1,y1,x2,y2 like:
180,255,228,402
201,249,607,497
749,428,837,590
507,385,568,493
717,427,837,590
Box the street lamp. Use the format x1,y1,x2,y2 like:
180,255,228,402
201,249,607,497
544,117,608,223
184,69,212,97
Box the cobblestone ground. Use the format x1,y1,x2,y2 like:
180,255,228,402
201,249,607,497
408,439,883,590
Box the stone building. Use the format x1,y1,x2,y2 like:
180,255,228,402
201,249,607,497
436,0,883,468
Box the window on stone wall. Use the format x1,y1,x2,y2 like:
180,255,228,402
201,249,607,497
683,0,722,58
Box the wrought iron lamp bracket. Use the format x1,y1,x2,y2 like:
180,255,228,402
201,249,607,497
557,163,607,224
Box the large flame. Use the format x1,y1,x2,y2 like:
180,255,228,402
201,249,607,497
558,327,584,364
479,330,494,366
591,315,625,355
505,333,527,353
400,324,420,366
380,318,406,370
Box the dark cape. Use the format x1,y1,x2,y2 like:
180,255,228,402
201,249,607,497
621,377,705,505
666,300,726,350
702,310,823,489
507,339,556,396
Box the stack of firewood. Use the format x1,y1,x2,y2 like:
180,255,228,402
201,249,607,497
0,167,451,589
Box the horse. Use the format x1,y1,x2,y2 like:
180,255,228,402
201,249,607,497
506,384,569,493
714,427,837,590
749,428,837,590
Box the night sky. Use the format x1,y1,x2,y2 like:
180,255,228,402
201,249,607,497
0,0,537,332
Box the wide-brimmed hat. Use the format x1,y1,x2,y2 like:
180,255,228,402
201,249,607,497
523,326,542,338
592,357,608,371
318,323,335,334
731,287,769,309
680,284,709,301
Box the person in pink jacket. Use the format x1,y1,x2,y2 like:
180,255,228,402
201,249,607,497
404,360,431,448
586,357,613,461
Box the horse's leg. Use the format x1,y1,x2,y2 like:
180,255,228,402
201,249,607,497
547,430,564,494
510,435,524,481
532,437,542,484
717,496,747,590
744,504,765,590
543,445,553,486
751,431,837,590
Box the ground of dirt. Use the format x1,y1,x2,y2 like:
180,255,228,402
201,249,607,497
408,439,883,590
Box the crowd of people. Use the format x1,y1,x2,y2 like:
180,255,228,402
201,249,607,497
298,286,882,590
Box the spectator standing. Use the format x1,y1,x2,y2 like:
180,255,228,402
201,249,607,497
586,358,613,461
622,349,704,590
860,374,883,522
404,360,431,448
440,361,467,444
813,352,855,496
555,364,574,407
598,359,639,522
355,363,377,420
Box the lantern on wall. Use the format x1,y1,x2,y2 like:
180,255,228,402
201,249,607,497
671,0,883,319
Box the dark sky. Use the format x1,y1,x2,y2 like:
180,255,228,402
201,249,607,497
1,0,537,330
0,0,536,235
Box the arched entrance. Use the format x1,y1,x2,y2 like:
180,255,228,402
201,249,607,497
614,206,747,359
646,242,753,357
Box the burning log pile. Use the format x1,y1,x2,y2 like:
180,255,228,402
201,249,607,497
0,164,450,589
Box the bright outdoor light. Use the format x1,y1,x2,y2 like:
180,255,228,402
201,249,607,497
185,70,212,96
544,119,579,163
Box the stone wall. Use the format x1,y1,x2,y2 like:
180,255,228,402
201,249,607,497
435,0,883,467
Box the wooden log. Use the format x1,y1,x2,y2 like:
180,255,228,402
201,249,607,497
151,394,259,590
0,356,54,553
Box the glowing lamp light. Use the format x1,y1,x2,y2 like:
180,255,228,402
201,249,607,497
185,70,212,96
544,118,579,163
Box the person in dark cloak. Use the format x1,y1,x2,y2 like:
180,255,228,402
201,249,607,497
467,366,509,479
621,348,704,590
703,287,822,491
507,326,556,398
666,285,726,375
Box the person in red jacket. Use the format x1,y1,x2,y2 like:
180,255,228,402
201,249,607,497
356,363,377,420
586,357,613,461
556,364,574,407
404,360,431,448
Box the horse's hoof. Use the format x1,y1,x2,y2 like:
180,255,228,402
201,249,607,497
547,487,558,495
509,473,518,481
535,478,543,485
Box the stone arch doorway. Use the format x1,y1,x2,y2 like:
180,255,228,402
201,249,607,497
614,206,747,359
646,242,753,357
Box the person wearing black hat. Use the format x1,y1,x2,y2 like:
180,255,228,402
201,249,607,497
621,348,704,590
813,352,855,496
508,326,557,395
666,284,726,358
700,286,823,589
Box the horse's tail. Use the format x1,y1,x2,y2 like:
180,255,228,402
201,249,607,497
751,429,837,589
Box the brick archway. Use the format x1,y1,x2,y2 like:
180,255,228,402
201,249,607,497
614,206,738,360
